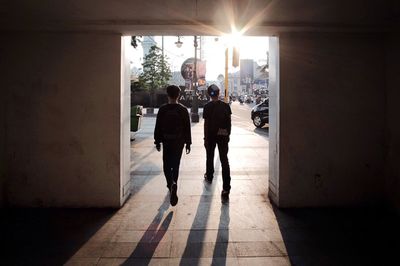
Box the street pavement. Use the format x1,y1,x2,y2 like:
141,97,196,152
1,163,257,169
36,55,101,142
120,103,286,265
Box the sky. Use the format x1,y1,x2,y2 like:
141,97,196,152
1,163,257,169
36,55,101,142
129,36,269,81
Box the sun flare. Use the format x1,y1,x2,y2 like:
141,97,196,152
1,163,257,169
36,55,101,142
223,28,244,49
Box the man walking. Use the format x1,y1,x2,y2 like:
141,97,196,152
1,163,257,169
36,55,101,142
154,85,191,206
203,84,232,202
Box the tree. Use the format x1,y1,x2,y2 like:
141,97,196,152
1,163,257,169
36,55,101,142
138,45,172,107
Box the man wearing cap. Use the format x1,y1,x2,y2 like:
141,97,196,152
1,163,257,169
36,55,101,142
203,84,232,202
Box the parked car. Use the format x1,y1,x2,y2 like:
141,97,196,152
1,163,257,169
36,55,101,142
251,98,269,128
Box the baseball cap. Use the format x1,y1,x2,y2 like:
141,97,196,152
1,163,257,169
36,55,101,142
207,84,220,97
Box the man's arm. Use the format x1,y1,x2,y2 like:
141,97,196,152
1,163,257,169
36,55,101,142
227,104,232,135
203,104,209,141
154,109,162,146
204,119,209,140
183,108,192,146
203,104,209,148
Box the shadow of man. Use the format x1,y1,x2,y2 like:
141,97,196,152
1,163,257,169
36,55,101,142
179,155,221,265
122,195,173,265
211,204,230,266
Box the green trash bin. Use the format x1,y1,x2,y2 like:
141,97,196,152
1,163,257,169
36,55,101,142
131,105,143,132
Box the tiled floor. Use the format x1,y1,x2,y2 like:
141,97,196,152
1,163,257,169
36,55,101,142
1,116,399,265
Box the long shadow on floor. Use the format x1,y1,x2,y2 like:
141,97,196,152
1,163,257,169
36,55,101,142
122,195,173,265
273,206,400,265
211,204,230,266
179,180,218,264
1,208,115,265
179,156,224,265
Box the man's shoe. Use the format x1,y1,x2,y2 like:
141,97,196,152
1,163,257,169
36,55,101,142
170,183,178,206
204,174,213,184
221,190,229,203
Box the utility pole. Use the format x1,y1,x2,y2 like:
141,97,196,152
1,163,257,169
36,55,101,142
191,36,199,122
224,47,229,103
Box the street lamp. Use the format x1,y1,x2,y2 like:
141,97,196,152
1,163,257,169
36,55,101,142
175,36,183,48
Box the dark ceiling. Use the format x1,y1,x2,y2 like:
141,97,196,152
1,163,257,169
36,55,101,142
0,0,398,32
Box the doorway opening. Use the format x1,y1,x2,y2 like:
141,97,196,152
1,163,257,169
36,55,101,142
117,32,282,264
126,35,280,205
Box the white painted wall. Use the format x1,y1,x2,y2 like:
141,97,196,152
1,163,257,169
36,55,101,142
0,32,125,207
277,33,386,207
120,36,131,205
268,37,280,204
385,33,400,214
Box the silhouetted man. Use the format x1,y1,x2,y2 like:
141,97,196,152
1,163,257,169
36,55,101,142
203,84,232,202
154,85,191,206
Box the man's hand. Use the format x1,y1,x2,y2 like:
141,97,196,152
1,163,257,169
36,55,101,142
155,143,161,152
185,144,191,154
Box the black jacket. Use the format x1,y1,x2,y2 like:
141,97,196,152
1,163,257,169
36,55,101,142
203,100,232,139
154,103,192,145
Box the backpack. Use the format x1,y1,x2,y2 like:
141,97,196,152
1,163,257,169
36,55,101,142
215,102,229,128
161,105,184,141
208,101,230,136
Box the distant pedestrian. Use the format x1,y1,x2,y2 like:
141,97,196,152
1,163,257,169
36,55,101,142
203,84,232,203
154,85,191,206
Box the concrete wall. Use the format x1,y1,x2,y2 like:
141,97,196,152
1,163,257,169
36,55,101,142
0,32,127,207
277,33,386,207
385,33,400,214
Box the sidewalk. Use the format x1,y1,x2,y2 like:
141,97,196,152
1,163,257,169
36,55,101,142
121,116,278,265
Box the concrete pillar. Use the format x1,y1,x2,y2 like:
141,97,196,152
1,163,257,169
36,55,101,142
268,37,280,205
0,32,130,207
120,36,132,205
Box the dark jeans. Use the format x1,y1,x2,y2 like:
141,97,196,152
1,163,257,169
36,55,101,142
205,136,231,192
162,141,184,189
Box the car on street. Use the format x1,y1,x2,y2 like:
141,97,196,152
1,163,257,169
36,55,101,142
251,98,269,128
